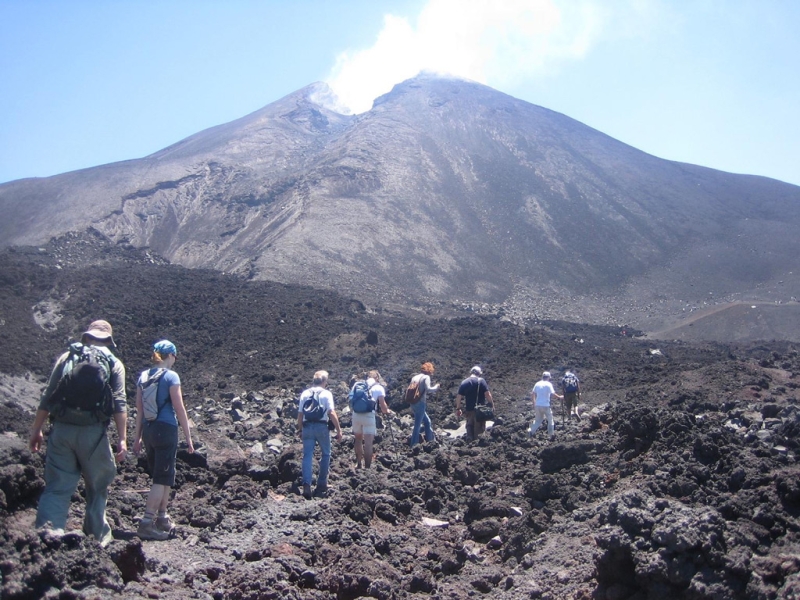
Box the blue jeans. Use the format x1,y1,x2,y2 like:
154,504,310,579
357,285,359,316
410,401,434,446
35,422,117,545
302,422,332,487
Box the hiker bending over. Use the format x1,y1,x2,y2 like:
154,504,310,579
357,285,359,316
560,370,582,421
29,320,127,546
455,366,494,441
349,370,393,468
408,362,439,447
297,370,342,498
529,371,562,440
132,340,194,540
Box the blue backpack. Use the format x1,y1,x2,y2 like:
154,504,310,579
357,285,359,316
349,380,376,413
301,390,326,422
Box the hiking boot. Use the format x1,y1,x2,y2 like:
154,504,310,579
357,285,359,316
313,484,328,498
137,518,169,541
155,515,175,532
302,484,312,499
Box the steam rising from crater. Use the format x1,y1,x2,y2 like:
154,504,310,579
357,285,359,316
320,0,611,115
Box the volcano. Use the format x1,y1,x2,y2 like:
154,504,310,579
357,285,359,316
1,75,799,336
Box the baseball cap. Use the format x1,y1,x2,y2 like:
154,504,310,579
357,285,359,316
82,320,116,348
470,366,482,376
153,340,177,356
542,371,551,378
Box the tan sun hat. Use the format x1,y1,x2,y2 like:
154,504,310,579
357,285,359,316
82,320,116,348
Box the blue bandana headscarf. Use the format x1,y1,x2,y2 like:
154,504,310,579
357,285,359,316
153,340,177,356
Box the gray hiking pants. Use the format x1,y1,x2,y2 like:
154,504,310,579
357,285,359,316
35,421,117,545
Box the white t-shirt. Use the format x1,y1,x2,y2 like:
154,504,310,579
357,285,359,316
367,377,386,403
299,386,335,421
532,380,556,407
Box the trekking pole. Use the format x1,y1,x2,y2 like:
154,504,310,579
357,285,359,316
386,413,395,443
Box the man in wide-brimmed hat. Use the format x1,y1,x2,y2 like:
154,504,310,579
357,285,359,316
29,319,127,546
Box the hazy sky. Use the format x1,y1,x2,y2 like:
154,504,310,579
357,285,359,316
1,0,798,186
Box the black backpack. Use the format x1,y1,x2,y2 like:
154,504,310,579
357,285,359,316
301,390,326,422
349,380,376,413
562,373,579,393
50,343,114,421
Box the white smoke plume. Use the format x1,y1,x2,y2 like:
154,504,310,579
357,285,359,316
320,0,609,114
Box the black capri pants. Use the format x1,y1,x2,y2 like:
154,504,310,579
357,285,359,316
143,420,179,486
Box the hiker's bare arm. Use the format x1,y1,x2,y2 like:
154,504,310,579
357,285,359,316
329,410,343,441
113,410,127,462
170,385,194,453
485,390,494,406
29,409,49,453
378,395,392,415
455,394,464,415
132,386,144,454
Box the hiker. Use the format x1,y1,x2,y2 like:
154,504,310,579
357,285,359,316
408,362,439,447
560,370,582,422
28,320,127,546
529,371,562,440
296,370,342,498
349,370,393,469
132,340,194,540
455,366,494,440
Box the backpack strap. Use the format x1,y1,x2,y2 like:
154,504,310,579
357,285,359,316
470,375,484,405
97,345,116,367
152,368,170,418
305,388,321,405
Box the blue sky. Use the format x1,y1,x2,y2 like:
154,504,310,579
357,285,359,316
1,0,798,186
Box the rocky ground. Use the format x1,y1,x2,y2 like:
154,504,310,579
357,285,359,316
0,232,798,599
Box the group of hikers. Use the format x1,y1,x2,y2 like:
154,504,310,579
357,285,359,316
297,364,582,500
27,318,583,544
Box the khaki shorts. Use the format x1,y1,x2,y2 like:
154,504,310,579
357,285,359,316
564,392,579,411
351,411,377,436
